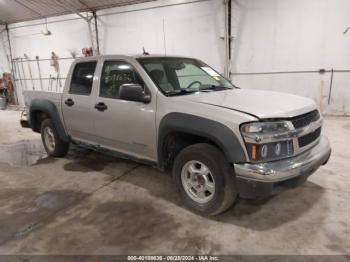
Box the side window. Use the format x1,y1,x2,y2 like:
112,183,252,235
70,62,97,95
100,61,143,99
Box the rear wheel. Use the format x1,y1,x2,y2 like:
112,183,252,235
173,143,237,216
41,119,69,157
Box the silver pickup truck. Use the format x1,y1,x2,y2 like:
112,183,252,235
22,55,331,215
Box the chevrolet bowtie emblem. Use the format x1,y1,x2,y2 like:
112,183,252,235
309,121,318,132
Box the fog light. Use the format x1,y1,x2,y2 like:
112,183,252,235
261,145,268,158
275,143,281,156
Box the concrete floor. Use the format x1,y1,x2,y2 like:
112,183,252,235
0,109,349,255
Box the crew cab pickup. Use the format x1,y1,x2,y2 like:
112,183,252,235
22,55,331,215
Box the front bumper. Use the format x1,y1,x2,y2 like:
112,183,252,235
234,135,331,199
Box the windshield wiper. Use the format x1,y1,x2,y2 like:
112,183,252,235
198,85,234,91
164,85,236,96
165,89,199,96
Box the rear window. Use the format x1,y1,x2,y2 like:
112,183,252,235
69,62,97,95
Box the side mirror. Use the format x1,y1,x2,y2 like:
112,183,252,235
119,83,151,103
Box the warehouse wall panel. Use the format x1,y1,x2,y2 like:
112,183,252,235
3,0,350,114
7,0,226,106
8,14,91,105
97,0,225,71
231,0,350,115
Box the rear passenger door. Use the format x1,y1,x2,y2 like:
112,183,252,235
92,59,157,161
62,61,98,143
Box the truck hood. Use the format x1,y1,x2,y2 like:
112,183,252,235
180,89,317,119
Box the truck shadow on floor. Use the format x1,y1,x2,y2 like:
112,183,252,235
29,144,327,232
62,145,139,174
120,166,326,231
213,181,325,228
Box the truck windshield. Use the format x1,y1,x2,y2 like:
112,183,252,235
137,57,235,96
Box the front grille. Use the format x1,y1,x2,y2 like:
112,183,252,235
298,127,321,147
291,110,320,129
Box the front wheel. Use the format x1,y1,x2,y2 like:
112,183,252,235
173,143,237,216
41,119,69,157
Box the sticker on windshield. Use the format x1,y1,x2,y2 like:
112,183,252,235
201,67,220,77
213,76,221,81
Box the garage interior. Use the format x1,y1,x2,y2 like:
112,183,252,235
0,0,349,258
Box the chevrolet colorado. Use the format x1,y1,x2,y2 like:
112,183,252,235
22,55,331,215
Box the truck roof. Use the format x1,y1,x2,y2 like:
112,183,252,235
74,54,196,62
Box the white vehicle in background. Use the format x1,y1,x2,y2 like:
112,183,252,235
21,54,331,216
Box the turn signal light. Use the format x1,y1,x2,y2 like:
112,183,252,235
251,144,257,160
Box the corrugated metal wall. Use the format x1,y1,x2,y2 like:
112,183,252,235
230,0,350,115
1,0,350,115
3,0,226,106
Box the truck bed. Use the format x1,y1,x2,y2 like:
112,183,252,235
23,91,62,110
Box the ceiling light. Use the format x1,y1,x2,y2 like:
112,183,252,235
41,18,51,36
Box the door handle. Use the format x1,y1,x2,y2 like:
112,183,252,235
65,98,74,106
95,102,108,112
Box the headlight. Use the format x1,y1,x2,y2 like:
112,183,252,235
241,121,291,135
240,121,295,162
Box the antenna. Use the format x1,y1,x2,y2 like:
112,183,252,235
143,47,150,56
163,18,167,55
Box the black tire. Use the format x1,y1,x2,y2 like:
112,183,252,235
173,143,237,216
40,118,69,157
